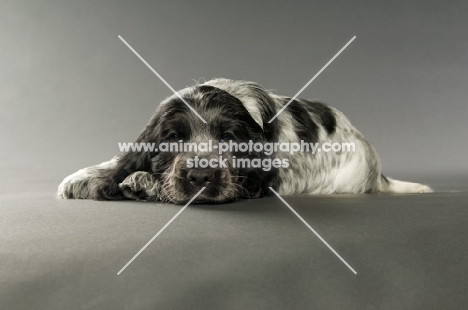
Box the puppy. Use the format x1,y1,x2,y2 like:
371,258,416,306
57,78,432,204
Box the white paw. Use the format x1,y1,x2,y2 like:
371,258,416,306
57,157,119,199
417,184,433,193
57,167,96,199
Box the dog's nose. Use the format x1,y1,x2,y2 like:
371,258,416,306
187,169,215,187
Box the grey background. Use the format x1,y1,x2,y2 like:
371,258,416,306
1,0,467,186
1,1,468,309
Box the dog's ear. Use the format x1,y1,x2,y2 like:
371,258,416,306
239,83,279,141
203,79,278,140
237,97,264,130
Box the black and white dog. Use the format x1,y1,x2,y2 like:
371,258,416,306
57,78,431,204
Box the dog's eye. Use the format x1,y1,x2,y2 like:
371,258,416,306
168,133,181,141
220,132,235,141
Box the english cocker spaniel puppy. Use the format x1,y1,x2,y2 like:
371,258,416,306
57,78,431,204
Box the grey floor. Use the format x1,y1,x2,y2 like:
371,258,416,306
1,176,467,310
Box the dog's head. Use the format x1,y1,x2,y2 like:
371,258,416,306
141,80,279,204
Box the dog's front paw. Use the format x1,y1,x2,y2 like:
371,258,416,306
57,169,93,199
119,182,148,200
119,171,160,201
417,184,433,193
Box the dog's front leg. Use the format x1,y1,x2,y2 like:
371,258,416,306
57,157,120,199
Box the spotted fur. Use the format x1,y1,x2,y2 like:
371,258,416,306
57,78,432,204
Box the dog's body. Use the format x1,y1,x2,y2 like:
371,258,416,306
58,78,431,204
